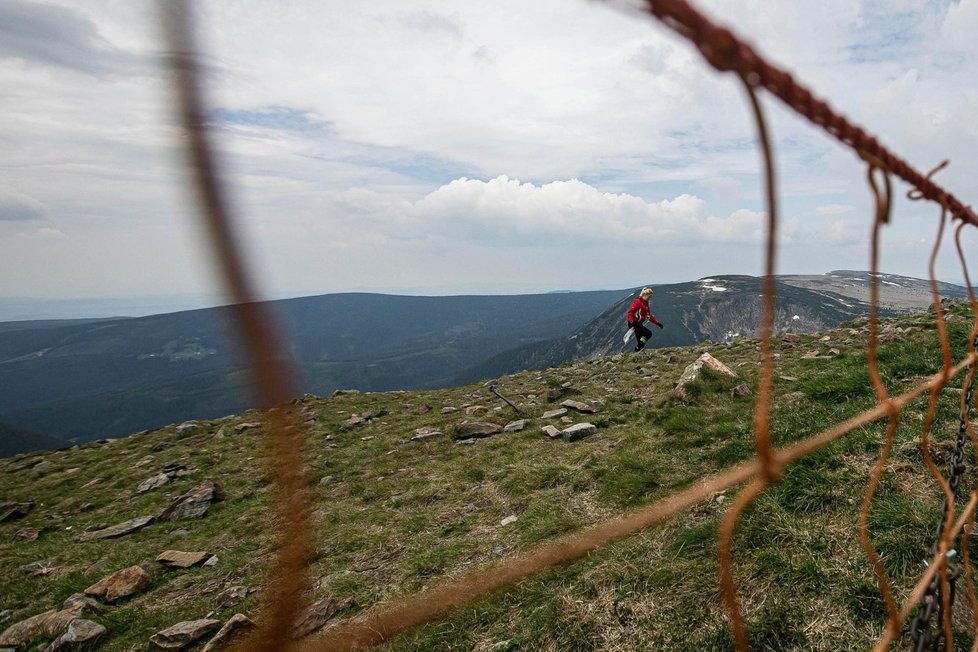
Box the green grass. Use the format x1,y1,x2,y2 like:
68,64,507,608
2,303,978,650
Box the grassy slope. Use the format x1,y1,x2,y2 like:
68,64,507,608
1,303,976,650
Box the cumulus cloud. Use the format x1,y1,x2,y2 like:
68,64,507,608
0,190,46,221
325,175,765,246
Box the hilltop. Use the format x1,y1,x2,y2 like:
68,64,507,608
1,301,975,650
0,271,969,453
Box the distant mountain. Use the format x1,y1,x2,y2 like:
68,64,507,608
0,421,70,458
457,272,969,382
0,290,623,446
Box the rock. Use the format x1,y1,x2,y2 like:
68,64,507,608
201,614,256,652
138,473,172,493
18,559,55,577
332,389,360,396
216,586,249,609
731,383,752,397
561,400,598,414
542,408,567,419
0,502,31,522
62,593,101,616
149,619,222,650
234,422,261,432
78,515,155,542
416,404,433,414
410,427,442,442
675,353,740,397
150,442,173,452
85,565,151,602
560,416,573,425
453,422,504,440
0,609,76,647
290,597,354,639
541,425,561,439
464,405,489,415
500,515,517,526
779,375,799,382
546,387,579,402
159,480,225,521
162,462,189,475
203,555,218,567
562,423,597,442
174,421,200,437
503,419,528,432
782,333,802,344
342,415,367,428
49,619,106,650
14,527,40,541
157,550,212,569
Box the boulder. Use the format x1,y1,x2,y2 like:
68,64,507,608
137,473,171,493
560,400,598,414
49,619,106,650
453,422,504,440
0,502,31,522
562,423,597,442
464,405,489,415
0,609,76,647
201,614,256,652
541,425,561,439
149,619,221,650
290,597,353,639
157,550,212,569
77,515,154,542
542,408,567,419
62,593,101,616
503,419,529,432
84,565,151,602
159,480,225,521
674,353,739,397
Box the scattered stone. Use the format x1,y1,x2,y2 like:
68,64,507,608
561,400,598,414
162,462,189,475
201,614,256,652
828,348,841,356
675,353,740,397
541,425,561,439
0,610,9,624
542,408,568,419
0,609,76,647
175,421,200,437
6,456,45,473
503,419,528,433
779,375,799,382
0,502,31,522
78,515,155,542
14,527,40,541
416,404,432,414
159,480,225,521
150,442,173,452
410,427,443,442
546,386,580,402
204,555,218,567
18,559,55,577
62,593,101,616
138,473,172,493
149,619,222,650
781,333,802,344
464,405,489,415
49,618,106,651
440,407,458,414
342,414,367,428
80,477,102,489
234,422,261,432
731,383,752,397
216,586,249,609
453,422,504,440
802,350,821,359
500,515,517,526
157,550,212,569
562,423,597,442
85,565,151,602
332,389,360,396
290,597,354,639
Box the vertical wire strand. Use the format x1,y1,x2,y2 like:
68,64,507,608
858,163,902,641
158,3,313,649
715,73,782,652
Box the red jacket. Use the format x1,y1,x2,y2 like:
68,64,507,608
627,297,660,326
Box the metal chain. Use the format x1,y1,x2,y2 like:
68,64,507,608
910,332,978,650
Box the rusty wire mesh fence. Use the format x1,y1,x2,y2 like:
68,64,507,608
160,0,978,649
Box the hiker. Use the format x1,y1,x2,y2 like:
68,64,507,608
627,287,663,352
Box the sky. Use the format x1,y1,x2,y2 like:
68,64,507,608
1,0,977,319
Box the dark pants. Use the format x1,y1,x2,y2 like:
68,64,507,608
631,321,652,350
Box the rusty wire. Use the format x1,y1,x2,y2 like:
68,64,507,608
157,0,978,650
